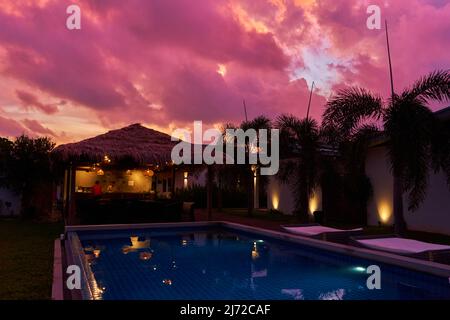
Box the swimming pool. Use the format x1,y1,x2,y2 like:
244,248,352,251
66,222,450,300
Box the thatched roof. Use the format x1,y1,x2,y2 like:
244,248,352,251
52,124,179,165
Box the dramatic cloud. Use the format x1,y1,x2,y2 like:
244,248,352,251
0,115,27,137
0,0,448,143
21,118,56,136
16,90,59,114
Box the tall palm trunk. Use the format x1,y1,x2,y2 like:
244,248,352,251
393,173,407,235
298,187,309,222
297,168,310,222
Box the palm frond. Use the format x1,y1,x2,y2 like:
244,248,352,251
241,115,272,131
323,87,383,140
404,69,450,103
384,97,436,211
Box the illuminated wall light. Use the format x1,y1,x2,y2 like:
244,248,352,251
144,169,154,177
96,169,104,176
272,193,279,210
183,171,188,189
377,200,392,224
309,194,319,215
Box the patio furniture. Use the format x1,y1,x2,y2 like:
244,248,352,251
350,234,450,263
281,223,363,243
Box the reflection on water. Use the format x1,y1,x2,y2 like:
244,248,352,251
281,289,304,300
122,236,151,254
78,229,450,300
93,249,101,258
319,289,346,300
82,246,105,300
251,242,259,260
90,276,105,300
162,279,173,286
140,251,153,260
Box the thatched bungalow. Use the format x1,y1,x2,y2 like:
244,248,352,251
52,124,207,225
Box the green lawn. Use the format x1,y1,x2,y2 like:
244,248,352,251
0,219,63,300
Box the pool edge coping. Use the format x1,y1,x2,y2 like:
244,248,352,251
51,239,64,300
65,221,450,279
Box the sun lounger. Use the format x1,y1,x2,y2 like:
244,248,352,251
281,223,363,243
350,234,450,263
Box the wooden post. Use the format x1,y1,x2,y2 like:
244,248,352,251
68,165,76,225
253,169,259,209
171,166,176,195
306,81,315,119
62,168,69,225
207,165,213,220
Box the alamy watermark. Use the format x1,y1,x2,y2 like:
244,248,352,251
366,265,381,290
65,4,382,31
366,5,381,30
170,121,279,176
66,265,81,290
65,263,382,292
66,4,81,30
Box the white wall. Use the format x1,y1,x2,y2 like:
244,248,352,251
366,145,450,235
366,146,394,226
267,175,322,216
0,188,21,216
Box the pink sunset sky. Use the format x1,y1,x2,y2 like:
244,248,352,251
0,0,449,144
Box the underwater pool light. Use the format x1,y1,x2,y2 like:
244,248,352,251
352,266,366,272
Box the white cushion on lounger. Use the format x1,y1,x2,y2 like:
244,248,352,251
356,238,450,254
283,226,362,236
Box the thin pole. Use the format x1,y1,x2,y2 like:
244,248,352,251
243,99,248,122
385,20,395,98
306,81,315,119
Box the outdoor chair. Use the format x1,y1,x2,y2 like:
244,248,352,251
281,223,363,243
349,234,450,264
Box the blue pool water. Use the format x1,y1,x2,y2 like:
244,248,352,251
75,226,450,300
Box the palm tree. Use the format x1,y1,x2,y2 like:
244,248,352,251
276,114,321,221
241,116,272,215
321,88,382,224
323,70,450,234
218,116,272,216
